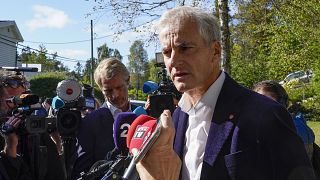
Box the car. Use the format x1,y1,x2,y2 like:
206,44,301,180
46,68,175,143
130,99,146,107
279,70,313,85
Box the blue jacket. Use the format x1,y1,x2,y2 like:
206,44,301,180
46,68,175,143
293,112,315,144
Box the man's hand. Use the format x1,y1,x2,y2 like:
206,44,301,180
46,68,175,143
2,115,22,157
136,110,181,180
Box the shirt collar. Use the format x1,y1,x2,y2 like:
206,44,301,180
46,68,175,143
179,71,226,113
105,100,132,118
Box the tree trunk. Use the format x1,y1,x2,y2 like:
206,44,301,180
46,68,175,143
218,0,231,74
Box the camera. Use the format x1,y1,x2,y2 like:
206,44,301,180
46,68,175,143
146,53,182,118
2,93,54,135
54,79,95,136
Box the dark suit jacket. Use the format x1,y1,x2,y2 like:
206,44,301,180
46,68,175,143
71,103,139,180
173,74,315,180
71,107,114,180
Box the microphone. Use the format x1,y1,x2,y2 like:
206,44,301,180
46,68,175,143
6,94,39,106
81,113,140,180
52,96,65,110
113,112,139,151
132,106,147,116
122,115,161,180
142,81,159,94
126,115,156,148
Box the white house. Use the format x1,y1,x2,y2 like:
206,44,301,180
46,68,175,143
0,20,23,67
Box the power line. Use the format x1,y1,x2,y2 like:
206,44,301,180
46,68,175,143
0,36,86,63
0,18,158,45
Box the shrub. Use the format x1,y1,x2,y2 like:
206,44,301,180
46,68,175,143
29,72,68,98
284,82,320,121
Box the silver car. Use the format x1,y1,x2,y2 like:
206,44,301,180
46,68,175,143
279,70,313,85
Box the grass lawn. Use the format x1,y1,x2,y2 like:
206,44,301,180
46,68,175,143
307,121,320,145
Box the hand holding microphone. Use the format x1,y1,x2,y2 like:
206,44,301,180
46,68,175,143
127,110,181,180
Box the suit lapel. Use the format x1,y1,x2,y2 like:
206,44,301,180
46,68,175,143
203,74,245,166
173,73,249,171
173,108,188,158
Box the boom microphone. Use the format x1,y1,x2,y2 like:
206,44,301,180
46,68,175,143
6,94,39,106
142,81,159,94
113,112,139,151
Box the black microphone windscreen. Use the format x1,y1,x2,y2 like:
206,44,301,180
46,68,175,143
14,94,39,106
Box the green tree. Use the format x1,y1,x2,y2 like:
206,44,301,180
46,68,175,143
127,40,149,99
97,43,123,62
18,45,68,72
82,58,98,84
147,59,161,83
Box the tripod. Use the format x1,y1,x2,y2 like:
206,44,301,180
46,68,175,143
61,135,77,180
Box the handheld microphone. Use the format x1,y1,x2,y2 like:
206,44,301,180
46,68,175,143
132,106,147,116
122,115,161,180
113,112,139,151
126,115,156,148
142,81,159,94
6,94,39,106
52,96,65,110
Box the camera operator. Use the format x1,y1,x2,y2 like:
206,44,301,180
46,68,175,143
0,85,30,179
0,70,66,180
71,58,138,180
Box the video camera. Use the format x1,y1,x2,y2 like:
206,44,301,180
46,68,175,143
143,53,181,118
0,66,49,135
53,79,95,136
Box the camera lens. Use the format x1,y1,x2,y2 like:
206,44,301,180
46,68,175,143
57,109,81,136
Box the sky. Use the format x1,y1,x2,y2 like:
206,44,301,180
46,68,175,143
0,0,161,70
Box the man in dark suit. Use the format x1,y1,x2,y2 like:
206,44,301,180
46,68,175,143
135,6,315,180
71,58,138,179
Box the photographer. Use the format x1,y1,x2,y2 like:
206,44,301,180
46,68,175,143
0,70,66,180
0,87,30,179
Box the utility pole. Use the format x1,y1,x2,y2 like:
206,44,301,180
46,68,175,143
90,20,94,96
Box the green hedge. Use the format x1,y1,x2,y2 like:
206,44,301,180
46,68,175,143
29,72,68,98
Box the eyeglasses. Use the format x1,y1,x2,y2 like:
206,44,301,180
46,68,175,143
2,79,30,89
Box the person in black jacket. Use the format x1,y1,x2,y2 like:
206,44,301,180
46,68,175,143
0,70,66,180
71,58,138,180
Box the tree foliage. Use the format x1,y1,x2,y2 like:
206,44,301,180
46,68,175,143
97,43,123,62
81,43,123,85
127,40,149,98
231,0,320,88
19,45,69,72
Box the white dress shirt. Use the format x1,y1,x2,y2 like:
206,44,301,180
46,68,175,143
106,101,132,119
179,72,225,180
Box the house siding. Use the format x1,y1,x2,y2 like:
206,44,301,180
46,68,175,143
0,21,23,67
